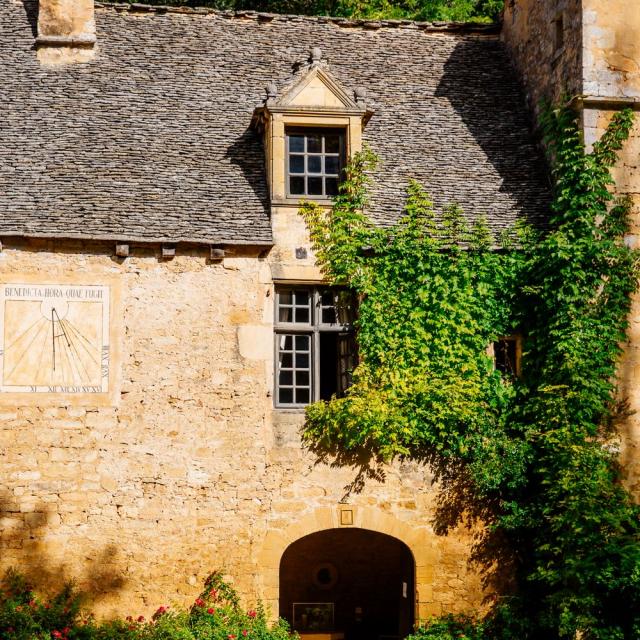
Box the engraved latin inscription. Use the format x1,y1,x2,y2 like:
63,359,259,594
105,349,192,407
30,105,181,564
0,284,110,395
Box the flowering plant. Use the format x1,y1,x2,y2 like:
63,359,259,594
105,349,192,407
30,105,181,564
0,569,294,640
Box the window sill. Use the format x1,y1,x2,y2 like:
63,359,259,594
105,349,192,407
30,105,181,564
271,197,334,208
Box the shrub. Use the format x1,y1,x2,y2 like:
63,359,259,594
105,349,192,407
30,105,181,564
0,569,294,640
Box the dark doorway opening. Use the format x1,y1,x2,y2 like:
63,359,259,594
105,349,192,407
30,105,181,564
279,528,415,640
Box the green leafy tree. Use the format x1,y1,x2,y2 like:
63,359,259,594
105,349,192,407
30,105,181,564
122,0,503,22
300,104,640,639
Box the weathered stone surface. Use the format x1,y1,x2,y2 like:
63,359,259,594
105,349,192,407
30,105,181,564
0,239,488,621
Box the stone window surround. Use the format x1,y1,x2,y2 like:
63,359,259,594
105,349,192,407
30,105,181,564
273,285,355,408
266,110,363,207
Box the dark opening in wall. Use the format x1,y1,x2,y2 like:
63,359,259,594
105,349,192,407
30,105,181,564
279,528,415,640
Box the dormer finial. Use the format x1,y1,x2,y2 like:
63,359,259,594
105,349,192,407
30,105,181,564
354,87,367,107
310,47,323,66
265,81,278,105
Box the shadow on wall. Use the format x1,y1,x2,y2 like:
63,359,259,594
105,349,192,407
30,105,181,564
0,491,126,603
435,38,552,228
303,439,518,605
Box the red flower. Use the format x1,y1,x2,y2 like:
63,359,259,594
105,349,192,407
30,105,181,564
52,632,62,639
126,616,133,622
228,635,236,639
28,600,36,608
194,598,205,607
207,607,215,615
242,630,248,637
137,615,145,622
210,589,218,599
247,610,257,619
62,628,70,634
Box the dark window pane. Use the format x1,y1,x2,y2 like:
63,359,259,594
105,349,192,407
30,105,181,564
495,339,518,375
308,177,323,195
296,388,310,404
295,307,310,324
295,335,310,351
322,307,337,324
280,353,292,368
325,178,339,196
279,370,293,386
296,371,310,386
294,290,310,306
279,388,293,404
289,135,304,152
308,155,322,173
290,176,305,195
279,291,292,305
325,156,340,174
325,134,340,153
280,335,293,351
279,307,293,323
289,155,304,174
307,134,322,153
296,353,309,368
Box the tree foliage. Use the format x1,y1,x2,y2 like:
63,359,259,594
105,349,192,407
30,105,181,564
300,104,640,639
123,0,503,22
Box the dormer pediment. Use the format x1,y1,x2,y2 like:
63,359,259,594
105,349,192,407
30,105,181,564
252,48,373,128
275,66,362,111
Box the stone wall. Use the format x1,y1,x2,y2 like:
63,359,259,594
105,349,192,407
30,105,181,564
501,0,583,116
582,0,640,99
0,236,486,622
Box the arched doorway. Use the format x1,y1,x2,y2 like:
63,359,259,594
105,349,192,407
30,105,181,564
279,528,415,640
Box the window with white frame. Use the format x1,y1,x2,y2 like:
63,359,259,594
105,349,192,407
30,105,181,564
274,287,356,407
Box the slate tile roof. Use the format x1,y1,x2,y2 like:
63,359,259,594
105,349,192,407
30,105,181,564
0,1,551,245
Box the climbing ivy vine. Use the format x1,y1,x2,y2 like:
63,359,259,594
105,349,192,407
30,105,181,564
300,104,640,639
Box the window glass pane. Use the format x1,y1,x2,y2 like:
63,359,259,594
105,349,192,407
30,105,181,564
279,353,292,368
295,335,310,351
307,134,322,153
295,307,310,324
279,388,293,404
289,135,304,152
296,371,310,386
279,307,293,323
325,134,340,153
290,176,305,195
289,155,304,174
308,155,322,174
325,156,340,174
325,178,339,197
308,177,323,195
279,291,292,305
294,290,310,306
280,335,293,351
296,388,310,404
279,370,293,386
322,306,337,324
296,352,309,368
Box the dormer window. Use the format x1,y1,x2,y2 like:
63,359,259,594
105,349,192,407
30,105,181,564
251,48,373,207
287,128,345,198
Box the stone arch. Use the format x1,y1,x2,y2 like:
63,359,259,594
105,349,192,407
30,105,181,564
257,505,439,625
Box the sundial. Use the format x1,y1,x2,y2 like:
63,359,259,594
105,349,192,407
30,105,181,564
0,283,112,398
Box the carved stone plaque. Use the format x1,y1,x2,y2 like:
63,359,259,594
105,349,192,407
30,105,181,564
0,280,119,405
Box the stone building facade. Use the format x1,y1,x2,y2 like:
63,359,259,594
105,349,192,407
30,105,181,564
0,0,636,633
502,0,640,495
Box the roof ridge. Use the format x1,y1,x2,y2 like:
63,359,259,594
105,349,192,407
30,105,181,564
95,2,500,34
